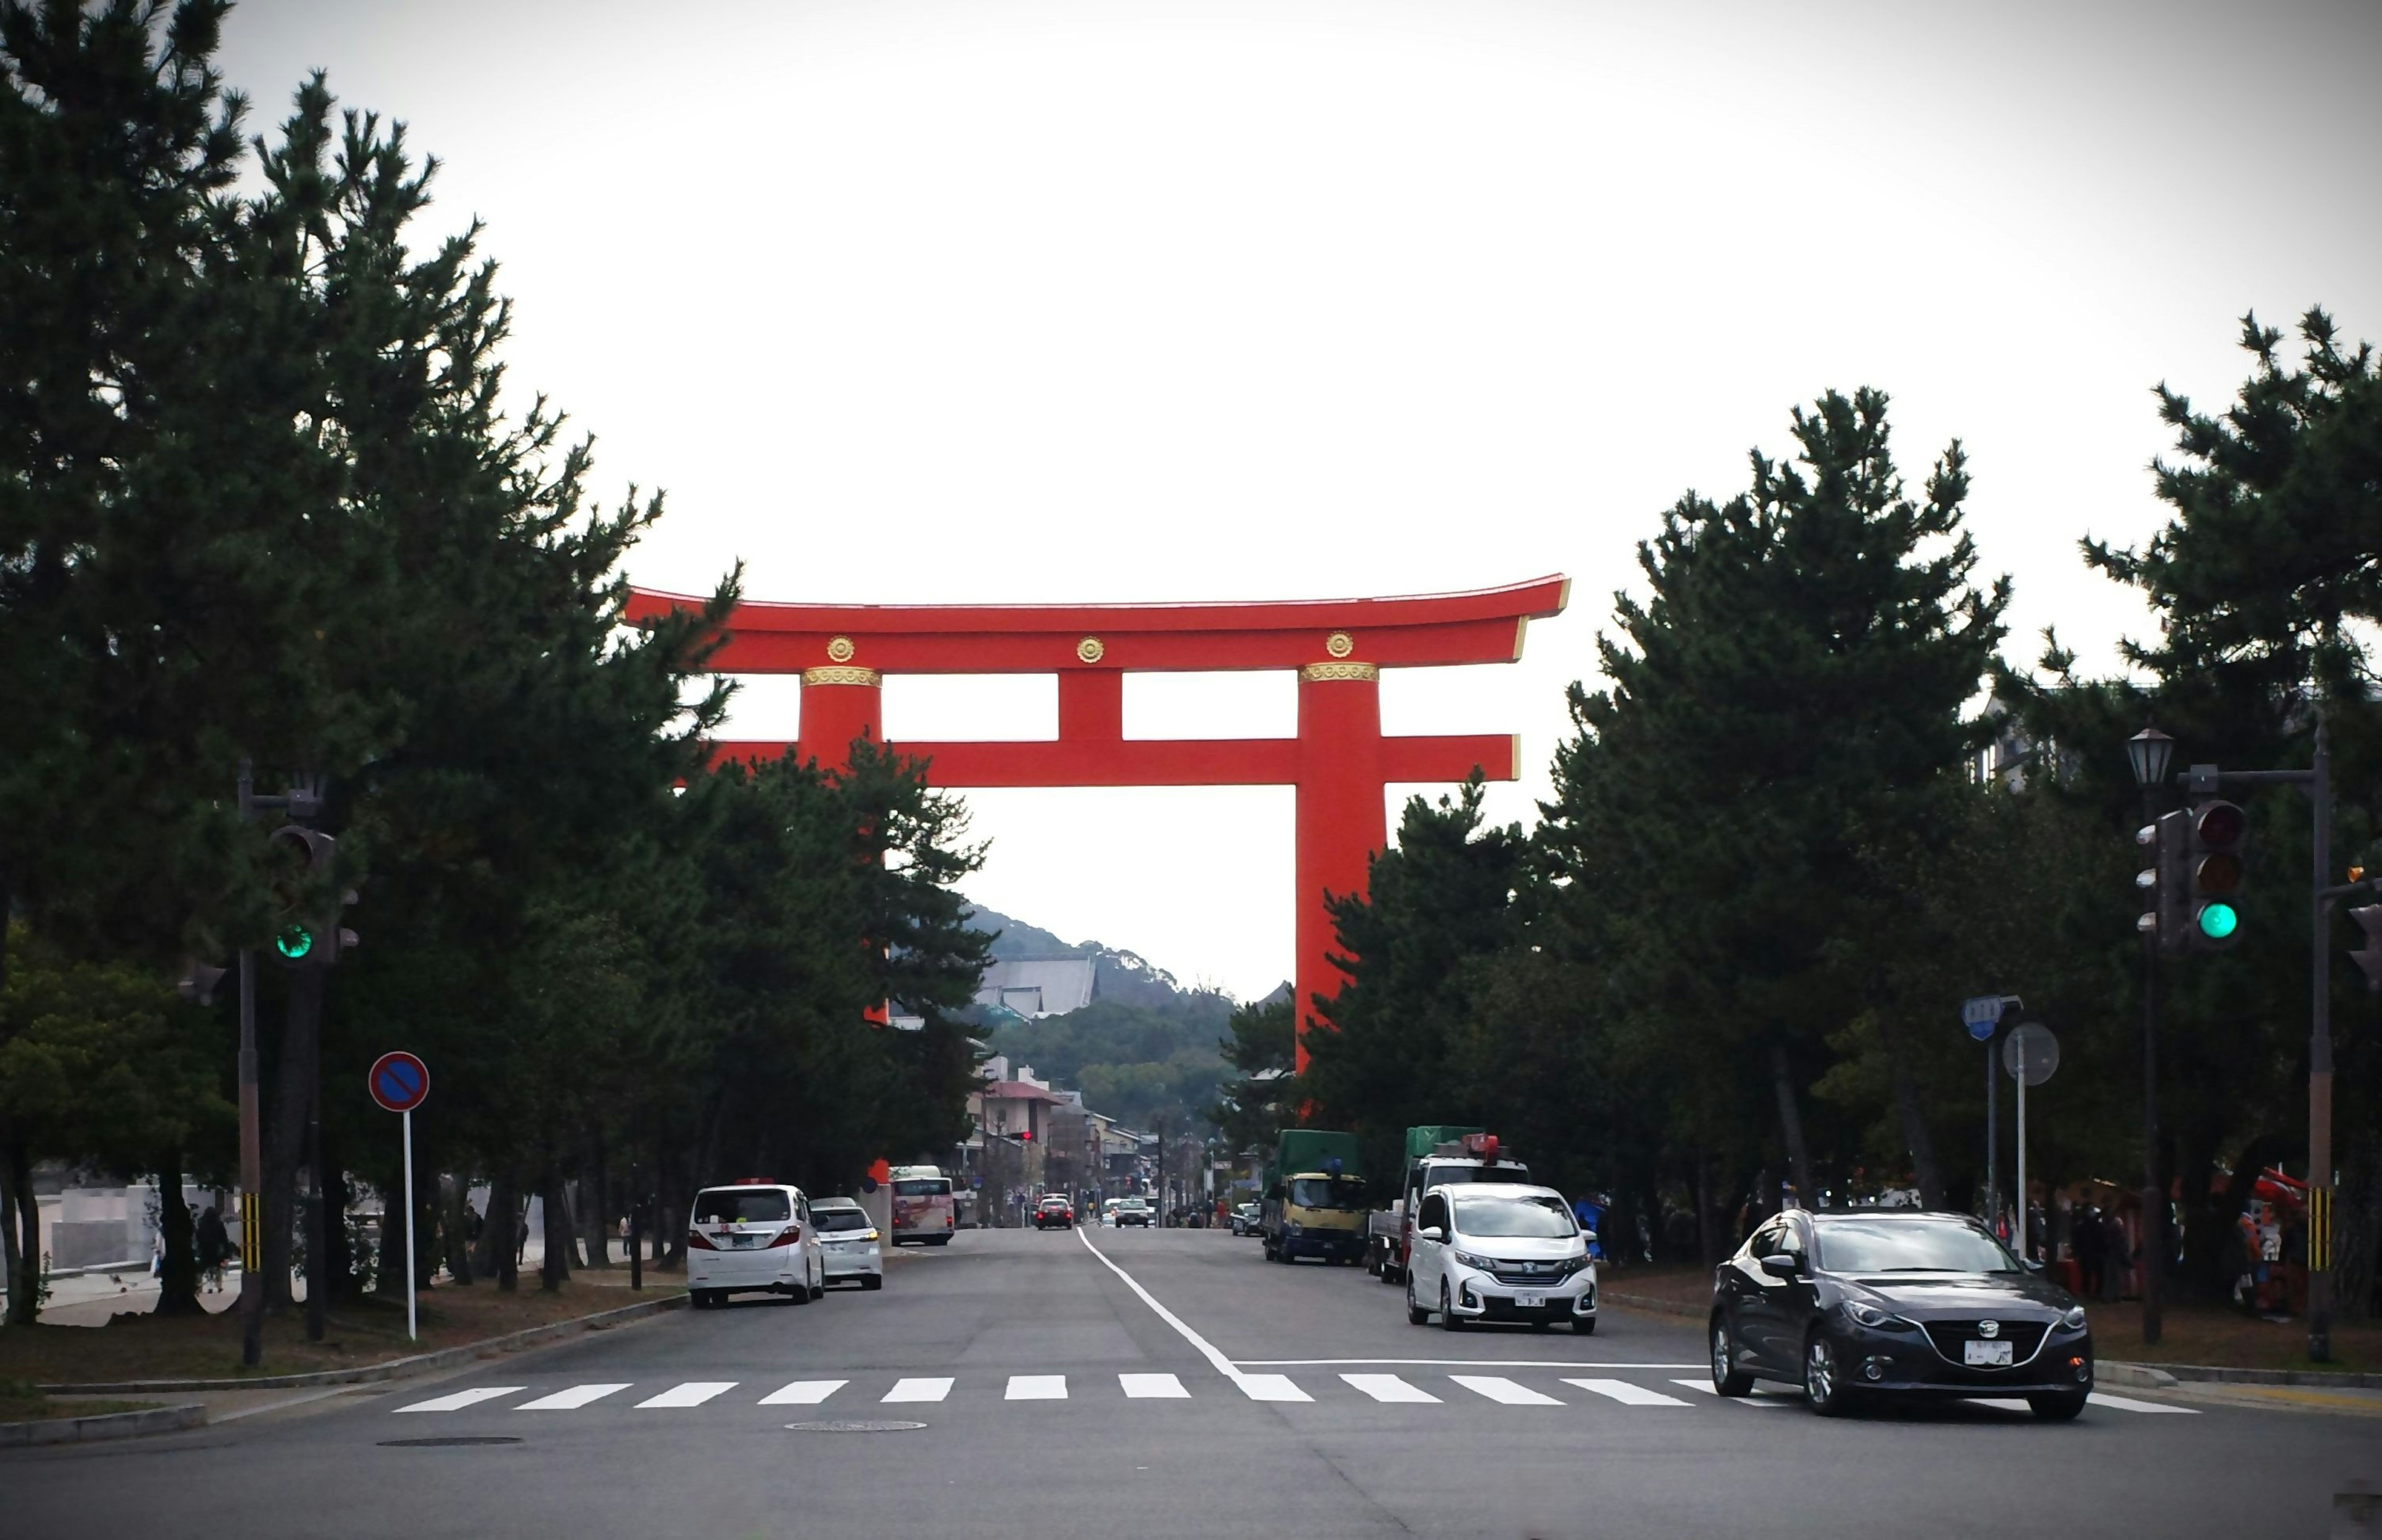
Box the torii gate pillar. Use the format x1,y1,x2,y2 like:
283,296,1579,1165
628,577,1568,1074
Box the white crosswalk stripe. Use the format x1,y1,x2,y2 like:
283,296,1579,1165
1233,1373,1313,1402
1450,1375,1564,1405
1119,1373,1190,1399
396,1386,524,1413
2088,1392,2199,1414
1342,1373,1442,1404
1563,1378,1690,1406
638,1382,736,1409
883,1377,955,1404
1006,1375,1068,1400
1671,1379,1791,1404
759,1380,847,1405
517,1384,630,1410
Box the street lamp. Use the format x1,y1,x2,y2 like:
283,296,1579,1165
2126,724,2170,1345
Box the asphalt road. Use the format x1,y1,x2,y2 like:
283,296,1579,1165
6,1226,2375,1539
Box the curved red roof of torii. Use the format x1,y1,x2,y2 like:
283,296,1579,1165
624,575,1569,674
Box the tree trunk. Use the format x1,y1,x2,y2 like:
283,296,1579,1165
1,1138,38,1325
1769,1042,1813,1206
581,1134,611,1269
2337,1136,2378,1322
154,1155,202,1316
441,1175,475,1286
264,966,326,1310
539,1166,574,1291
1878,1013,1943,1209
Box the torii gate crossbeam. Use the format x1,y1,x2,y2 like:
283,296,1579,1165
625,576,1569,1070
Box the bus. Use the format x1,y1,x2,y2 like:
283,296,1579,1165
890,1165,957,1246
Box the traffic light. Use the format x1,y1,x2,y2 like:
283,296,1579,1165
265,825,357,968
2350,902,2382,992
2187,800,2246,951
2137,809,2192,954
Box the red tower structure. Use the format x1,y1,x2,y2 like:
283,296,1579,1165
625,577,1568,1069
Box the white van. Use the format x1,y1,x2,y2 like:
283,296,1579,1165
685,1181,825,1307
1403,1181,1597,1334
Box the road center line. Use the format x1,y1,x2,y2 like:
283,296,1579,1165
1074,1227,1267,1394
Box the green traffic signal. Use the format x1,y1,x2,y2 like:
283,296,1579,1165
275,924,316,961
2196,902,2239,941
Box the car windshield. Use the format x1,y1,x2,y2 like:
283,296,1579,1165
1288,1177,1368,1210
1040,1198,1069,1208
694,1188,790,1223
1815,1218,2022,1273
1452,1193,1576,1239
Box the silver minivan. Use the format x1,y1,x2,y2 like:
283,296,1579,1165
1403,1182,1597,1333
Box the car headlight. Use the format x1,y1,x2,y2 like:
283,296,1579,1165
1452,1250,1496,1271
2060,1306,2089,1331
1844,1301,1907,1329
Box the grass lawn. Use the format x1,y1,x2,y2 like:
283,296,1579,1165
0,1271,683,1387
0,1379,163,1423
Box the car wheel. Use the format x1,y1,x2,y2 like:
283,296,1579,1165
1406,1275,1431,1326
1571,1315,1598,1335
862,1274,884,1291
788,1278,810,1305
1380,1263,1401,1286
2028,1391,2089,1421
1803,1331,1853,1417
1439,1280,1464,1332
1710,1319,1754,1396
810,1276,825,1300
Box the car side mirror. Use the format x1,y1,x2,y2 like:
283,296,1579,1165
1417,1225,1447,1243
2022,1257,2045,1273
1759,1252,1801,1279
1582,1229,1597,1243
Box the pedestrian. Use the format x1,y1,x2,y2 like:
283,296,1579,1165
195,1203,231,1294
2071,1200,2103,1299
2099,1208,2130,1302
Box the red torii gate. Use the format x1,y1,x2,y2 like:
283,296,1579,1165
625,576,1569,1069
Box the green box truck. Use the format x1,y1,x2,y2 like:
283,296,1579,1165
1261,1129,1370,1265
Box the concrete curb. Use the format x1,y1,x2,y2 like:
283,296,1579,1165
2102,1359,2382,1390
38,1290,689,1395
1602,1291,1702,1319
0,1402,207,1447
2092,1360,2180,1390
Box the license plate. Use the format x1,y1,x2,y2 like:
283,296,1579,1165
1964,1339,2014,1366
1515,1293,1545,1309
731,1233,759,1249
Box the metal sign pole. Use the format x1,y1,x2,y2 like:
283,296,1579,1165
1985,1033,1997,1237
402,1108,417,1342
2015,1039,2028,1262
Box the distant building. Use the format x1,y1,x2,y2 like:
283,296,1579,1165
973,956,1097,1018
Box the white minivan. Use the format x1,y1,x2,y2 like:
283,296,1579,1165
1403,1182,1598,1334
685,1181,826,1307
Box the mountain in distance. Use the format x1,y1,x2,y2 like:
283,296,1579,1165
960,901,1285,1129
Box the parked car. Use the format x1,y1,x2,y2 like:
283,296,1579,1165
1708,1208,2094,1419
685,1180,826,1307
1403,1182,1596,1334
1113,1198,1154,1228
1230,1202,1262,1236
1033,1195,1076,1230
809,1196,883,1291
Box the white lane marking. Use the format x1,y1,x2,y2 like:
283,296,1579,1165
1973,1399,2033,1412
1671,1379,1791,1404
1343,1373,1443,1404
396,1386,524,1413
2089,1392,2200,1415
1563,1378,1691,1406
1074,1227,1297,1403
759,1380,846,1405
883,1378,954,1404
1450,1374,1564,1405
1236,1359,1704,1369
1119,1373,1190,1399
1006,1375,1068,1400
516,1384,630,1410
637,1381,735,1409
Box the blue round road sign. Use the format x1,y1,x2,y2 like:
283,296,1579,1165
369,1051,430,1113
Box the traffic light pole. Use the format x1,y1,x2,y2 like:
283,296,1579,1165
2195,731,2332,1362
236,761,265,1368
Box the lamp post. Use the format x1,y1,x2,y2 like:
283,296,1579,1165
2126,726,2173,1345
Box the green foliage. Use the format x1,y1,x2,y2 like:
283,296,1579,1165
989,992,1236,1130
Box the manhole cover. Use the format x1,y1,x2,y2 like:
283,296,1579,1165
378,1436,523,1448
783,1419,927,1433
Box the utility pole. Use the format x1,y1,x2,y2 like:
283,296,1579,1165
235,760,265,1368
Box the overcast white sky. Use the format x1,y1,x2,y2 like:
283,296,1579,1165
217,0,2382,999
